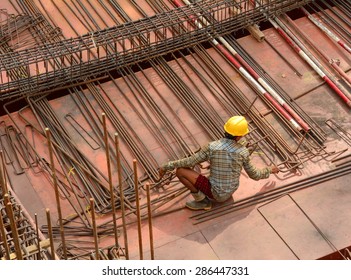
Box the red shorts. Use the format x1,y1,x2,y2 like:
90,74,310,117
194,174,214,199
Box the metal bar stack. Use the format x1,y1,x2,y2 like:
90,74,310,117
0,0,314,100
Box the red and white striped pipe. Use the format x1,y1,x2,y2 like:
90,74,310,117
173,0,309,132
330,59,351,87
300,7,351,55
271,17,351,108
283,13,351,100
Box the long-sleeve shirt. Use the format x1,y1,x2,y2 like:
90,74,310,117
162,138,272,202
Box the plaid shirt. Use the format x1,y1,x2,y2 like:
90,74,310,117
162,138,272,201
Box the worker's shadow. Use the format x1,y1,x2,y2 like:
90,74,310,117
150,177,278,246
181,180,278,244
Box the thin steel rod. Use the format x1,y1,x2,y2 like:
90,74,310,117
264,36,303,77
5,202,23,260
90,198,99,260
133,159,143,260
146,183,155,260
45,127,67,259
257,197,300,259
34,213,41,260
45,208,56,260
102,112,119,249
0,207,11,260
115,133,129,260
92,82,159,181
287,194,347,260
0,150,8,194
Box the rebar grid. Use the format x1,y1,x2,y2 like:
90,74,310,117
0,192,51,260
0,0,313,100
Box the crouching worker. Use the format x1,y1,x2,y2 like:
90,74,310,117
158,116,279,210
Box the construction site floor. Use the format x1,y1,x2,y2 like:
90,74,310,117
0,1,350,261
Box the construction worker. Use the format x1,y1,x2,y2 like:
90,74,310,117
158,116,279,210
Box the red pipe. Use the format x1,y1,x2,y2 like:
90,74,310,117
173,0,310,131
214,45,298,123
272,18,351,107
284,13,351,101
330,60,351,87
300,7,351,55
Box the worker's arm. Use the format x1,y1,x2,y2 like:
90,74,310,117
242,156,279,180
158,145,210,180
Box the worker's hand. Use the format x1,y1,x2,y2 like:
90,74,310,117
270,165,279,174
158,167,166,181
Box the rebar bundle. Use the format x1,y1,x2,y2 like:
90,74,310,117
0,0,313,100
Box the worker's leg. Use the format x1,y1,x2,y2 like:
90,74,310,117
175,167,199,192
175,167,212,210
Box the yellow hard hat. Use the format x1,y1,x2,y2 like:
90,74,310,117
224,116,249,136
